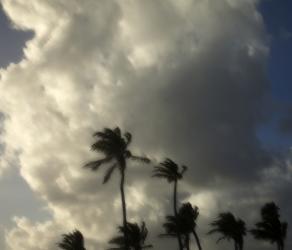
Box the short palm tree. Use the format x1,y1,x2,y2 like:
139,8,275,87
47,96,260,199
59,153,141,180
250,202,288,250
153,158,187,250
179,203,202,250
160,203,202,250
84,127,150,250
58,230,86,250
108,221,153,250
208,212,246,250
160,214,185,247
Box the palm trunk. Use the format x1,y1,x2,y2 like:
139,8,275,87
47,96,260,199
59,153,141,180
120,167,129,250
277,242,283,250
234,240,238,250
192,229,202,250
173,180,184,250
239,242,243,250
185,234,190,250
280,240,284,250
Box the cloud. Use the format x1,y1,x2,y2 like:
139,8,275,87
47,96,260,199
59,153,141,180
0,0,290,249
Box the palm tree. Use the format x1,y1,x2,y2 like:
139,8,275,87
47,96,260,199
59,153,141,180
84,127,150,250
208,212,246,250
160,214,186,248
250,202,288,250
160,203,202,250
108,221,153,250
58,230,86,250
153,158,187,250
179,203,202,250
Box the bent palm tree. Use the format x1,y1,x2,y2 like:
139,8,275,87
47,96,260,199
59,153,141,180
180,203,202,250
84,127,150,250
160,203,202,250
250,202,288,250
208,212,246,250
58,230,86,250
108,221,153,250
153,158,187,250
160,214,185,247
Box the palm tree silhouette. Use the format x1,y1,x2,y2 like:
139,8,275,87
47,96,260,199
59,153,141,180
58,230,86,250
250,202,288,250
208,212,246,250
160,202,202,250
108,221,153,250
84,127,150,250
179,203,202,250
153,158,187,250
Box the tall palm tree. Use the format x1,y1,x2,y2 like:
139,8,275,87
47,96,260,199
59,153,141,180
250,202,288,250
58,230,86,250
208,212,246,250
160,203,202,250
84,127,150,250
108,221,153,250
153,158,187,250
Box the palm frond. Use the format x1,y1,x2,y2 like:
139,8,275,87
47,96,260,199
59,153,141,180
130,155,151,163
152,158,187,182
151,173,173,182
282,222,288,239
159,233,177,238
103,164,118,184
181,165,188,175
108,222,152,250
91,140,116,154
84,157,112,171
94,128,118,139
124,132,132,146
153,166,174,177
208,212,246,247
107,247,125,250
251,202,287,247
216,236,226,243
58,230,85,250
142,244,153,249
109,236,125,245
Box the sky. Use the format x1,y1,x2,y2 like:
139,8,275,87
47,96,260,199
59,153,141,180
0,0,291,250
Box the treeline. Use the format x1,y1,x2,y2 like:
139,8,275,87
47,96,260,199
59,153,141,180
57,127,288,250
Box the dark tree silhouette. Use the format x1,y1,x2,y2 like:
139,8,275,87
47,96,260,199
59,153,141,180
208,212,246,250
58,230,86,250
84,127,150,250
153,158,187,250
250,202,288,250
160,202,202,250
108,221,153,250
179,203,202,250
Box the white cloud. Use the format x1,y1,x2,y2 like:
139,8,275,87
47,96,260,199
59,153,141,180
0,0,290,249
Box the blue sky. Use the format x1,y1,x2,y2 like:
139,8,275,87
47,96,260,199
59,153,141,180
0,5,33,68
257,0,292,150
260,0,292,103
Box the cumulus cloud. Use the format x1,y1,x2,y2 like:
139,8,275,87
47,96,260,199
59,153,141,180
0,0,291,249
